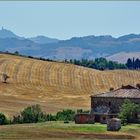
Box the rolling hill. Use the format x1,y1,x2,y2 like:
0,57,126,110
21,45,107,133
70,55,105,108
29,35,59,44
0,54,140,116
0,27,22,39
0,28,140,62
106,52,140,63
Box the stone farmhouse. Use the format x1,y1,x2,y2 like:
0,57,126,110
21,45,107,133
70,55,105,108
75,85,140,124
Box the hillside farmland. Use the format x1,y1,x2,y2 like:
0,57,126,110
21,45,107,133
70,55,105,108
0,54,139,116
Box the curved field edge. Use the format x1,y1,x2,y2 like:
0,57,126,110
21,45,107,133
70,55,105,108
0,54,139,116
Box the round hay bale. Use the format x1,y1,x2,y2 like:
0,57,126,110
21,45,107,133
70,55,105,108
107,118,121,131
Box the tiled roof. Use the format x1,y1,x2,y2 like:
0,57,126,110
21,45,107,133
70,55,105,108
92,85,140,98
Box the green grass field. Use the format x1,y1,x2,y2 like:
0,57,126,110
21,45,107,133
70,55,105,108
0,122,139,140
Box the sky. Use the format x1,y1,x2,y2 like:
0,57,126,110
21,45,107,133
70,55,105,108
0,1,140,39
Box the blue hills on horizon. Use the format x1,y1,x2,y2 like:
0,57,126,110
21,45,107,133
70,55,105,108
0,27,140,63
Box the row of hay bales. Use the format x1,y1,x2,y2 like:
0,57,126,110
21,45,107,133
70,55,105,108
75,114,121,131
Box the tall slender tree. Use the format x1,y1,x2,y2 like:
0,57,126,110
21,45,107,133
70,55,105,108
126,58,133,69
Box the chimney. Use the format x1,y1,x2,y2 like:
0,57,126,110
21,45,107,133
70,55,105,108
136,83,140,89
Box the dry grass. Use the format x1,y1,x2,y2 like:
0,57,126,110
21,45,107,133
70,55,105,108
0,54,139,116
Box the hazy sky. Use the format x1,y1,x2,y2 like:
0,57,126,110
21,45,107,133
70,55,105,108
0,1,140,39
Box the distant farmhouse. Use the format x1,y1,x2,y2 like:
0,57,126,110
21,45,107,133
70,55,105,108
75,85,140,124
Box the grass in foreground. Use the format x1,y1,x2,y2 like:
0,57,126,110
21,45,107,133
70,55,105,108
0,121,139,140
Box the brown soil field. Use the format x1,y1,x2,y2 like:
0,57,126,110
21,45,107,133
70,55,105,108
0,54,139,116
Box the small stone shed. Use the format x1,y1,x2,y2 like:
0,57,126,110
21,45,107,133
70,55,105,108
91,85,140,123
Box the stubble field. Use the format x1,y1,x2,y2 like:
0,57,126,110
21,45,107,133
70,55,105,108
0,54,139,116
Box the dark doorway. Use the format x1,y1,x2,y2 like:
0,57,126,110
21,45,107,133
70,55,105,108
109,102,111,106
95,115,100,122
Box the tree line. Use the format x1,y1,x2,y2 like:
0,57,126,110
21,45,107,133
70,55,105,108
65,57,140,70
65,58,127,70
3,51,140,70
0,100,139,125
126,58,140,69
0,105,89,125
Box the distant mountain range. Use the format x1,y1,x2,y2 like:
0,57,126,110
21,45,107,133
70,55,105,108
29,35,59,44
0,27,24,39
0,27,139,63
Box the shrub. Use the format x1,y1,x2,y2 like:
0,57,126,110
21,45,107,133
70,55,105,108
12,115,23,124
118,99,140,125
0,113,9,125
46,114,56,121
21,104,47,123
64,121,69,123
77,109,90,113
56,109,75,121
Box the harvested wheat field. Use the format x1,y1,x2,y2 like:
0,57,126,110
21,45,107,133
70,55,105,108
0,54,140,116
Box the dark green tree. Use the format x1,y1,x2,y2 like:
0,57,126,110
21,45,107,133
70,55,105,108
12,115,23,124
118,100,140,125
132,57,135,69
21,104,47,123
56,109,75,121
14,51,19,55
0,113,9,125
134,58,140,69
126,58,133,69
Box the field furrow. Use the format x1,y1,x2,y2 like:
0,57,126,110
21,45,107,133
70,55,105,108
0,54,139,116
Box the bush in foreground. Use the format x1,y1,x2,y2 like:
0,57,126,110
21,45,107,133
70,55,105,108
12,107,76,123
13,104,47,124
0,113,9,125
118,99,140,125
56,109,76,121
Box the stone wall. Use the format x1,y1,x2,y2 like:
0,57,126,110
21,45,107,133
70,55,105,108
75,113,95,124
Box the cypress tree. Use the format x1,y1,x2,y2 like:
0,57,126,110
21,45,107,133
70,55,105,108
126,58,133,69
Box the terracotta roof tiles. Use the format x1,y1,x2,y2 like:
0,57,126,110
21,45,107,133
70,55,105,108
92,85,140,98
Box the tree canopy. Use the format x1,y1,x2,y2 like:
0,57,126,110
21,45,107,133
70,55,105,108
118,100,140,125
